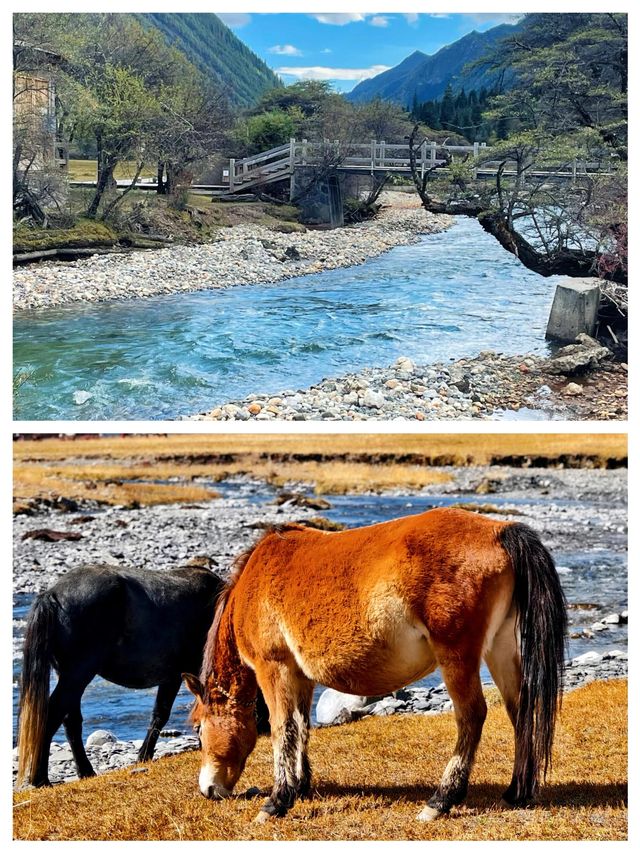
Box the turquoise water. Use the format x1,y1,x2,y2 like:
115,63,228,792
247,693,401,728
13,218,562,420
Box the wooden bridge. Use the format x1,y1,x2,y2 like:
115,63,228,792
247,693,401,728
223,138,612,195
68,138,615,199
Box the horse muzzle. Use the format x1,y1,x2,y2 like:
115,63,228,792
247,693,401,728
201,782,232,800
199,764,233,800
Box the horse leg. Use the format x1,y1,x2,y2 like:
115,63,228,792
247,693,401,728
418,654,487,822
254,662,313,820
138,676,181,763
483,611,529,806
63,698,95,779
30,674,86,787
293,680,314,799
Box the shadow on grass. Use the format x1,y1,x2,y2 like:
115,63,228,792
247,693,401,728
312,781,628,811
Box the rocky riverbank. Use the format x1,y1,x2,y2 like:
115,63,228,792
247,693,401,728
190,335,628,422
13,193,451,310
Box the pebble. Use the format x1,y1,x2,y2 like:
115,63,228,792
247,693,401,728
190,348,625,423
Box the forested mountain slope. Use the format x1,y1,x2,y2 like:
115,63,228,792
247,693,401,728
141,13,281,107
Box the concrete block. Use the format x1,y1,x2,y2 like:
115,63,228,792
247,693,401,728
545,278,600,343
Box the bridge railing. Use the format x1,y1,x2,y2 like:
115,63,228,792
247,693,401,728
223,139,615,190
223,138,491,188
290,139,488,173
224,141,292,191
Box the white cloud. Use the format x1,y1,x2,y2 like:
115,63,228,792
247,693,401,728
275,64,391,82
268,44,303,56
467,13,524,25
404,13,419,24
370,15,389,28
428,14,450,19
216,13,251,28
321,48,332,54
310,13,367,25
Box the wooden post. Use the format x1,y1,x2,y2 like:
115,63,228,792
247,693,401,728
229,158,235,192
371,139,376,172
420,140,427,180
302,138,307,165
572,158,577,183
289,138,296,200
473,141,479,179
380,140,386,169
430,141,437,166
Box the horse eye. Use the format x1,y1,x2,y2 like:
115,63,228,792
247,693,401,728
193,724,201,736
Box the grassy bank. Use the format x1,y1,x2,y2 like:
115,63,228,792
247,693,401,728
14,175,305,256
13,679,627,841
13,433,626,507
13,434,626,507
14,433,627,465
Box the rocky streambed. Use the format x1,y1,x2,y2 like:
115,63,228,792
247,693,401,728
13,194,451,310
190,335,628,423
13,468,627,786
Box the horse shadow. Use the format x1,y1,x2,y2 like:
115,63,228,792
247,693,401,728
311,781,627,811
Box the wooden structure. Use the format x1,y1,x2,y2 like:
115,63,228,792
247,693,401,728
222,138,613,196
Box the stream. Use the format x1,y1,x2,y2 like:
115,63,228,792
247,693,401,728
13,218,562,420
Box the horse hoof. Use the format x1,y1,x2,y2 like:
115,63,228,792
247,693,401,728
243,787,262,799
253,810,273,825
417,805,443,822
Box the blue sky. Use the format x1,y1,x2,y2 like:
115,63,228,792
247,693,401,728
217,12,524,92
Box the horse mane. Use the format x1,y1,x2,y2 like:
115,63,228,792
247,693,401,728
199,523,308,686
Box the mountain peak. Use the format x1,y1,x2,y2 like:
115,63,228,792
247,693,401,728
348,20,521,106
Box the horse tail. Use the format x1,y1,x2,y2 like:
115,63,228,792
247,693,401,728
499,522,567,802
17,591,58,785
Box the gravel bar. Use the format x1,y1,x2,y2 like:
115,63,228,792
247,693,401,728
13,194,452,310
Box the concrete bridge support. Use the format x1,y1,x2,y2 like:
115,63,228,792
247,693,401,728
545,278,601,342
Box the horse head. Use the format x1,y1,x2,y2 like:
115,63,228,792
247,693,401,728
183,673,258,800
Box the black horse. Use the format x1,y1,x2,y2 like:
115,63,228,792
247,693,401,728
17,564,268,787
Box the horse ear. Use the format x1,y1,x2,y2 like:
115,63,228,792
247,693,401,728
182,672,204,699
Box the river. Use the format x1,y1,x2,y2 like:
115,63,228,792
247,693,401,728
13,218,562,420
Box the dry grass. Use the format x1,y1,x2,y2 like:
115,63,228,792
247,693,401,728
13,680,627,841
14,434,627,465
13,459,447,506
13,462,219,508
13,434,626,505
67,159,156,182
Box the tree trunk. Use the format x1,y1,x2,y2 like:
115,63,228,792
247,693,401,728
406,129,627,285
101,160,146,221
156,161,167,195
86,137,117,219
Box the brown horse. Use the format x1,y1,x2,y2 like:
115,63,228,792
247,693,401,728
183,507,567,822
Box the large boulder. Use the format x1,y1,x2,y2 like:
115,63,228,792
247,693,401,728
315,690,371,726
86,729,118,748
545,334,612,375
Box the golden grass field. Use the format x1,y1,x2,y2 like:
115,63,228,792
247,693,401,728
67,159,156,182
14,433,628,463
13,433,626,507
13,679,627,841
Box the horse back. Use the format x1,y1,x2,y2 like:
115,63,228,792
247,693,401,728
43,564,223,687
230,509,514,687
